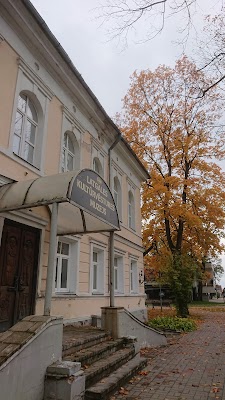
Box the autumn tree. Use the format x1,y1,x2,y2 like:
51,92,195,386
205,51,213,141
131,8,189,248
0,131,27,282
119,56,225,316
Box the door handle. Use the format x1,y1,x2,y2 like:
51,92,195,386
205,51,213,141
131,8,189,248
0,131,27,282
18,278,25,292
7,276,25,292
7,276,19,292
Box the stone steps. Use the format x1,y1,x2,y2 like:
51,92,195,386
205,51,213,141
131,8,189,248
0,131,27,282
62,326,147,400
63,328,109,357
84,346,135,388
63,338,124,366
85,354,147,400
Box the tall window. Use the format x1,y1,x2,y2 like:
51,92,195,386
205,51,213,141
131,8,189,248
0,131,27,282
114,257,118,291
55,238,78,294
62,132,76,172
128,190,135,230
55,241,70,292
93,157,103,176
114,255,124,293
114,177,122,218
92,248,104,294
130,260,138,293
13,93,38,165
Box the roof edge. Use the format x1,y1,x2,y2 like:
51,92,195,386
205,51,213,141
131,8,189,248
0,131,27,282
21,0,150,180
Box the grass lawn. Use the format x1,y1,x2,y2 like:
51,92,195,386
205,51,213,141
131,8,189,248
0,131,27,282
189,300,225,307
147,301,225,327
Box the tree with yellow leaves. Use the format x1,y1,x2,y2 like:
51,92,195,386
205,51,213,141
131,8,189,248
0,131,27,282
120,56,225,316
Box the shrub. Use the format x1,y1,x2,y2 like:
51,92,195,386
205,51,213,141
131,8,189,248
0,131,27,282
148,316,197,332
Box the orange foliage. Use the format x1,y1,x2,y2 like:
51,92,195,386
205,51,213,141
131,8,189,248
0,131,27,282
119,56,225,273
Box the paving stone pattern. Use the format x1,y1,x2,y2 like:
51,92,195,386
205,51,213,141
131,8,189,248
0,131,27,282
114,309,225,400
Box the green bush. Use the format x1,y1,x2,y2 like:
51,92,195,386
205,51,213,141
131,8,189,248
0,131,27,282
148,316,197,332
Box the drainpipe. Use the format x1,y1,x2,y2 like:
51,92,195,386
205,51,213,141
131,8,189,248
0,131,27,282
108,133,122,307
44,202,58,315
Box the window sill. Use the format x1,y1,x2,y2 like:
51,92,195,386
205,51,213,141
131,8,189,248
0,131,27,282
0,147,44,176
53,292,77,297
13,152,40,171
92,292,104,295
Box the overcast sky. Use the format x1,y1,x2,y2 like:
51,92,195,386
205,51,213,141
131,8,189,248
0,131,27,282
30,0,222,117
30,0,225,289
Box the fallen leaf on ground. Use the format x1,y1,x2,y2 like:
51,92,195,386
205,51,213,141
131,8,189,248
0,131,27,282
119,387,129,395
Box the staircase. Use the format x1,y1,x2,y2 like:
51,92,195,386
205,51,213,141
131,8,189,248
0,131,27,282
62,326,147,400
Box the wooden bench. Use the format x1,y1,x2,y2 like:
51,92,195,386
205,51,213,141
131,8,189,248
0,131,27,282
145,299,172,308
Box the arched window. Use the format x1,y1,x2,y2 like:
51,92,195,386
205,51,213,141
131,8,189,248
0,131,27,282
13,93,38,165
93,157,103,176
128,190,135,230
114,176,122,218
62,132,78,172
62,132,75,172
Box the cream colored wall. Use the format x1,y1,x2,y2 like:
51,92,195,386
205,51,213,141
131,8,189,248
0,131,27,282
0,31,146,322
44,97,63,175
0,41,18,149
35,295,145,320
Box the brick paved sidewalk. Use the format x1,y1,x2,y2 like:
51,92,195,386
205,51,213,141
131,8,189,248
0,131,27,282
113,309,225,400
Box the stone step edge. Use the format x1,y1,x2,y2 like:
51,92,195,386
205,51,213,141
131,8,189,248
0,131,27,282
85,354,147,400
84,347,135,385
63,338,124,363
62,332,110,352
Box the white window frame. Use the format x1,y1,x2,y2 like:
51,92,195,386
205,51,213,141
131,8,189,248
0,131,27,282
114,254,124,294
60,110,82,173
92,144,105,178
130,259,138,294
90,244,105,295
93,156,103,176
113,176,122,220
54,237,79,294
128,189,135,230
61,131,79,172
9,60,51,172
13,94,38,165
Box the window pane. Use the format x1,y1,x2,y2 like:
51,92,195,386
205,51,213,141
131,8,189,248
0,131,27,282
14,112,23,136
61,149,66,172
17,94,27,113
67,153,74,171
24,142,34,163
61,258,68,288
61,242,69,255
63,133,67,147
93,264,97,290
26,120,36,144
27,100,37,122
68,136,74,153
93,252,98,262
114,192,118,206
57,241,61,254
13,135,21,155
55,258,58,288
130,270,133,291
93,158,100,173
115,268,118,291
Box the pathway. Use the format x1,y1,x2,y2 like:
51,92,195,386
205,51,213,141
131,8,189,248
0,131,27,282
113,308,225,400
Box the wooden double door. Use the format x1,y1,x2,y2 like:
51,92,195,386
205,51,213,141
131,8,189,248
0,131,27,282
0,219,40,332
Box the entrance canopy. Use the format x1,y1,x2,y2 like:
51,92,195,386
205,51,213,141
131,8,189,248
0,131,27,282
0,169,120,235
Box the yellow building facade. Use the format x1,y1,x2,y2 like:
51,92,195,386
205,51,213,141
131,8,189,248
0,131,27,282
0,0,149,330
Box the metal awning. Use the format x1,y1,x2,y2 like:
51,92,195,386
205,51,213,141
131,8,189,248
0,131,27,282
0,169,120,234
